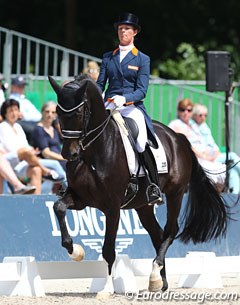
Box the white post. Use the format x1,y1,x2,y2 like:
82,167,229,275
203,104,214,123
1,256,45,296
178,251,223,288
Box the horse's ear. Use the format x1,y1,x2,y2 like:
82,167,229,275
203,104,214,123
75,80,88,101
48,75,61,95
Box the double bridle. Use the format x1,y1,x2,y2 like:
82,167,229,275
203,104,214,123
58,98,113,151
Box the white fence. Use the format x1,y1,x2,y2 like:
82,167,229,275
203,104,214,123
0,26,101,88
0,253,239,296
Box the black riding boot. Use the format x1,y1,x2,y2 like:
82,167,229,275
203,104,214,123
139,145,164,205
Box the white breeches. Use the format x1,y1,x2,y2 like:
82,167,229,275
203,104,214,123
106,103,147,152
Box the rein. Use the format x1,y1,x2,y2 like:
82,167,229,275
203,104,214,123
59,100,115,151
78,111,113,150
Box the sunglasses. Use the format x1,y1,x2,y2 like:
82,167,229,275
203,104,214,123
198,113,207,117
178,108,192,113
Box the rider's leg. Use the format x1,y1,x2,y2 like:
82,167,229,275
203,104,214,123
120,105,163,205
139,145,163,205
120,104,147,152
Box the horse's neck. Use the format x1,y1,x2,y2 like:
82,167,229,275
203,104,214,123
86,114,121,159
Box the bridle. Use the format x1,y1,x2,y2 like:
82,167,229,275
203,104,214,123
58,96,113,151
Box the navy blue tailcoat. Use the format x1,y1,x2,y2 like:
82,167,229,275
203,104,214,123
97,47,158,148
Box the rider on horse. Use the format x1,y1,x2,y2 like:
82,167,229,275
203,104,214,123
97,12,163,205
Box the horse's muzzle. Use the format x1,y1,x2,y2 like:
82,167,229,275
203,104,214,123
68,153,80,162
62,140,80,161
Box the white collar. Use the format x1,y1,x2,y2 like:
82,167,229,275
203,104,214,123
119,44,134,52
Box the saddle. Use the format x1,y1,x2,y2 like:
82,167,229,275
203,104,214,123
123,117,139,142
112,112,167,207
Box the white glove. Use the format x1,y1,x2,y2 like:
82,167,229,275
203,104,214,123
112,95,126,108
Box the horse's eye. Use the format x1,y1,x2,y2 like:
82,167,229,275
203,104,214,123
76,108,82,115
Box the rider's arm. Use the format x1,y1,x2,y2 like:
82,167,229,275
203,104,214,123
96,53,109,93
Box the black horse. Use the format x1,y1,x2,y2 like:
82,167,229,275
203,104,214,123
48,74,228,296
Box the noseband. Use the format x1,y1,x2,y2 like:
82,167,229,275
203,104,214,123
58,100,86,139
58,97,113,151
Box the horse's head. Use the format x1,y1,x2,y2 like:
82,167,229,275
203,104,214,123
48,74,104,161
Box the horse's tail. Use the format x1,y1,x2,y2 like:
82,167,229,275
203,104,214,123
179,150,229,244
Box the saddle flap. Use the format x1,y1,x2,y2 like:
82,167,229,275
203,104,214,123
112,110,168,175
123,117,139,141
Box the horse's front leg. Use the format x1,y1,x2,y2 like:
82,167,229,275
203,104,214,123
53,191,84,260
97,207,120,298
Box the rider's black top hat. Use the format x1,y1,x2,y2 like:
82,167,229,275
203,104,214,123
114,12,141,32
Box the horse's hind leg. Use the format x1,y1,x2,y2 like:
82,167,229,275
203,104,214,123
53,192,75,255
154,193,183,291
136,205,166,291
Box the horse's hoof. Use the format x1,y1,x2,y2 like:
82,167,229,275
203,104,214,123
148,279,163,292
161,281,168,292
68,243,85,261
96,291,112,300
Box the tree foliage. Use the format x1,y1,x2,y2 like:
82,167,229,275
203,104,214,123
155,42,240,81
155,43,206,80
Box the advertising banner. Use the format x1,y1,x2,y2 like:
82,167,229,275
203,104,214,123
0,194,239,261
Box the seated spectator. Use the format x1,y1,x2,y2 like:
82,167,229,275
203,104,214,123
191,103,240,193
9,75,42,145
0,99,64,194
168,98,226,191
32,101,67,189
82,61,100,81
0,150,36,194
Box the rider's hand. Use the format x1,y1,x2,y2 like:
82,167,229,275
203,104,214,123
112,95,126,108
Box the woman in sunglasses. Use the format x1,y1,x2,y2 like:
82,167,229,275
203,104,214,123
168,99,207,150
168,98,226,191
191,103,240,194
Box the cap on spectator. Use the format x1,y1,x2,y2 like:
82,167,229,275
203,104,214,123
0,73,3,81
12,75,28,86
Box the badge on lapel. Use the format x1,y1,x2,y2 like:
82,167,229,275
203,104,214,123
128,65,139,71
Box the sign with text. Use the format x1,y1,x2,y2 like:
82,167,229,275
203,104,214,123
0,194,239,261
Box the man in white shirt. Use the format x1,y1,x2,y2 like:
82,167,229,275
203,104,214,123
9,75,42,145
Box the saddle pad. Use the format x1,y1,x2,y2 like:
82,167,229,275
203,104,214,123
117,118,168,176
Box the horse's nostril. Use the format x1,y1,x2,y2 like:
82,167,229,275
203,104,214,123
69,153,78,161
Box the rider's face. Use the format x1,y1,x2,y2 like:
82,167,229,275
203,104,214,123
118,24,137,46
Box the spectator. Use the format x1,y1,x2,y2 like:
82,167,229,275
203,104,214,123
0,150,36,194
191,103,240,193
168,98,226,190
0,99,64,194
9,75,42,145
82,61,100,81
32,101,67,189
0,73,6,109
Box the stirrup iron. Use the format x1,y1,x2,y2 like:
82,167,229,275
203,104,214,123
146,183,164,206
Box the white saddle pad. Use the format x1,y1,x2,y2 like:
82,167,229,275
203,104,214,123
117,118,168,176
